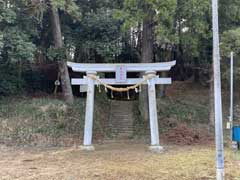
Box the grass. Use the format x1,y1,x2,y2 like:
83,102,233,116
0,95,110,146
158,97,209,125
0,143,240,180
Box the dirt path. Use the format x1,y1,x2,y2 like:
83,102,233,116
0,142,240,180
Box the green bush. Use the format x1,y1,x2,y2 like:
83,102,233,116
0,64,25,96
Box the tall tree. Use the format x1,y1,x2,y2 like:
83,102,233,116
49,1,74,104
138,4,155,122
114,0,176,122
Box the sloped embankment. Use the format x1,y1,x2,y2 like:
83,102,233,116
0,96,110,147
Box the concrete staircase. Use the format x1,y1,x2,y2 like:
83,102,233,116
108,100,135,139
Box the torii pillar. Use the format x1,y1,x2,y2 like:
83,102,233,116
146,71,163,152
80,71,97,151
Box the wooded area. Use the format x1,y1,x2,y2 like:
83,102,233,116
1,0,240,98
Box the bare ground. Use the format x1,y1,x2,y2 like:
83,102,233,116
0,142,240,180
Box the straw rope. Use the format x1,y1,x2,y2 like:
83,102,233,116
87,74,156,92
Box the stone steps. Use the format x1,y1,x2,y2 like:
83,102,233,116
107,100,135,139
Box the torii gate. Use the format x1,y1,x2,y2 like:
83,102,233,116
67,61,176,152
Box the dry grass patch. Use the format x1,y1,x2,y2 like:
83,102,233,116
0,143,239,180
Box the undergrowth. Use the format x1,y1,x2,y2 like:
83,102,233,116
0,94,110,146
158,97,209,125
133,94,209,137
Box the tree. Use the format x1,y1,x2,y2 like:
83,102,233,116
114,0,176,122
26,0,81,103
219,0,240,33
48,0,74,104
221,28,240,56
138,4,155,122
68,1,122,63
174,0,211,80
0,0,36,95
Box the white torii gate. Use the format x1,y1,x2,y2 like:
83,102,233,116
67,61,176,151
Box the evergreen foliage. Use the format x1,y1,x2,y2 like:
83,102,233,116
0,0,239,95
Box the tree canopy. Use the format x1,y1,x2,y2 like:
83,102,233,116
0,0,239,96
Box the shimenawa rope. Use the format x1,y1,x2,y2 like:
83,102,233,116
87,74,156,92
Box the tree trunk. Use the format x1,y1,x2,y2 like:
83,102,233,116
49,3,74,104
194,57,200,82
174,18,186,81
156,48,172,98
74,44,88,63
136,23,142,61
158,71,167,98
138,8,154,122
